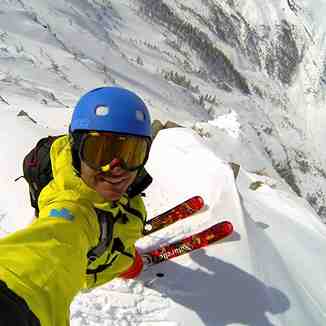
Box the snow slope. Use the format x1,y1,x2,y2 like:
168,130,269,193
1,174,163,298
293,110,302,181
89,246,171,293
2,107,326,325
137,128,326,326
58,125,326,325
0,0,325,216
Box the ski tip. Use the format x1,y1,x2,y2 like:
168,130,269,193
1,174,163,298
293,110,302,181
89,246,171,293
219,220,234,236
193,195,204,202
197,195,205,206
190,195,205,209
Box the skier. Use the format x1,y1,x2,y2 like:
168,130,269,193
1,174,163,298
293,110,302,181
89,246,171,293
0,86,152,325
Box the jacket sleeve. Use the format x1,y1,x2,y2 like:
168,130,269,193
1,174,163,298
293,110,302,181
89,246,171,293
36,200,101,287
0,199,101,315
37,200,100,251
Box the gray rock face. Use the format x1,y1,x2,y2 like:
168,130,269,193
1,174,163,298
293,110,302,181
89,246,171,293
138,0,250,94
139,0,301,93
265,20,300,85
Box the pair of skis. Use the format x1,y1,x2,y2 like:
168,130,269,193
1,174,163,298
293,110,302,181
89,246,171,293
141,196,234,267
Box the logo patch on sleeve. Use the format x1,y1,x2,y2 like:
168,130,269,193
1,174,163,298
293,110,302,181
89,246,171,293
49,208,75,221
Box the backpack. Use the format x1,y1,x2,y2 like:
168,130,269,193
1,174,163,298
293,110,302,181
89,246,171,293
16,135,153,275
20,136,60,216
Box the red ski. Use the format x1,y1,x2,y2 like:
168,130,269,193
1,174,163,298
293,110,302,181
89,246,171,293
143,196,204,235
142,220,234,267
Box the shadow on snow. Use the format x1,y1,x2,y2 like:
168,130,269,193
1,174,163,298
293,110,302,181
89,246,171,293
140,243,290,326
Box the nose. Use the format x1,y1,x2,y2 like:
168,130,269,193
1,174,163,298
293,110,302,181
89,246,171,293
110,158,122,169
109,159,129,176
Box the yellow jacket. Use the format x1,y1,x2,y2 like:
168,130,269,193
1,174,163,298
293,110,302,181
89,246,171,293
0,136,147,325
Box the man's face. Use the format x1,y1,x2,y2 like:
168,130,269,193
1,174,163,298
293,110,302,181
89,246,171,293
80,160,138,201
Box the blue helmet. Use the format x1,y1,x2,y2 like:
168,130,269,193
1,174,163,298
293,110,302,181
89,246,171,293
70,87,152,138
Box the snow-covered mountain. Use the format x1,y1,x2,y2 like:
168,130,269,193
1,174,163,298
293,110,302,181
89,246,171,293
0,0,326,325
1,0,326,218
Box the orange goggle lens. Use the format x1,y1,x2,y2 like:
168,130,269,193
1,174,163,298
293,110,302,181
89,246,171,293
80,132,150,171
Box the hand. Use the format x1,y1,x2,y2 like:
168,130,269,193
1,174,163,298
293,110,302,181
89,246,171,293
119,250,144,279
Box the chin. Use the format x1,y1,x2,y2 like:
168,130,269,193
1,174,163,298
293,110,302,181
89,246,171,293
99,189,123,201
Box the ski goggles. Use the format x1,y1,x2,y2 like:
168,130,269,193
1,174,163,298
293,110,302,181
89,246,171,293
79,132,151,172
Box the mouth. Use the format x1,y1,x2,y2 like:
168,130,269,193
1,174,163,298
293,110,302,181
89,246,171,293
99,176,127,185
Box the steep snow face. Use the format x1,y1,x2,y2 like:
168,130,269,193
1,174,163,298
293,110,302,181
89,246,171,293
129,0,326,217
0,1,325,212
0,0,326,216
1,108,326,326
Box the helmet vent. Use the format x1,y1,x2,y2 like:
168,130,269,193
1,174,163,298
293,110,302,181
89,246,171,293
95,105,110,116
136,110,145,121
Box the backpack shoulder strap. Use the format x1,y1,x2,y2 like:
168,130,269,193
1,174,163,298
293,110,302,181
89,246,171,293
86,208,114,266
